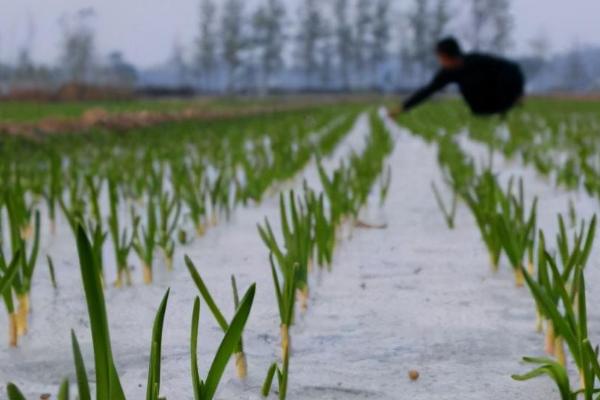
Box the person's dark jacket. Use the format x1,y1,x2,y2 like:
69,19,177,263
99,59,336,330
403,53,525,115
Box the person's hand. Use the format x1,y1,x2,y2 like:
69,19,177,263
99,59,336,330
387,105,403,119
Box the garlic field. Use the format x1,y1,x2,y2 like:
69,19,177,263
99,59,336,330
1,99,600,399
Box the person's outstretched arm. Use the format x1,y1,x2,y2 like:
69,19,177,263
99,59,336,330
402,70,452,112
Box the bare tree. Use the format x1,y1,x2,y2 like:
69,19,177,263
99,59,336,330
252,0,286,94
170,41,189,87
407,0,432,78
13,50,34,81
564,45,589,91
195,0,218,91
0,35,7,92
370,0,391,85
319,19,335,89
10,15,55,91
468,0,513,53
354,0,372,86
334,0,354,90
427,0,452,70
529,33,551,62
489,0,513,54
221,0,245,92
13,13,37,86
469,0,486,51
518,34,551,83
104,51,137,87
296,0,325,88
430,0,451,43
59,8,96,83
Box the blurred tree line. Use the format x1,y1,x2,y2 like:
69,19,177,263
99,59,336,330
0,0,598,95
0,8,137,95
188,0,515,93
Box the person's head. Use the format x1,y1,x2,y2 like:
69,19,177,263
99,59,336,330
436,37,463,69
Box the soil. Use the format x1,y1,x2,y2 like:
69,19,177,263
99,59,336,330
0,98,371,138
2,112,595,399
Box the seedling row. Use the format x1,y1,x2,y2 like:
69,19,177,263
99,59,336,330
1,106,395,399
398,101,600,399
0,105,360,348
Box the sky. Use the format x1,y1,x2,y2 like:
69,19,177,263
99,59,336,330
0,0,599,68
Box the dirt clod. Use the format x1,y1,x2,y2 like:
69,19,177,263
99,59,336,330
409,370,420,381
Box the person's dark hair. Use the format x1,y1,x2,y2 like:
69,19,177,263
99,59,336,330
436,37,462,58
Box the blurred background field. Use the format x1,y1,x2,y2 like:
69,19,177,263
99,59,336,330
0,0,599,106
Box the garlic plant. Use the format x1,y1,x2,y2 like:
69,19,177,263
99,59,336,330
185,256,250,379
